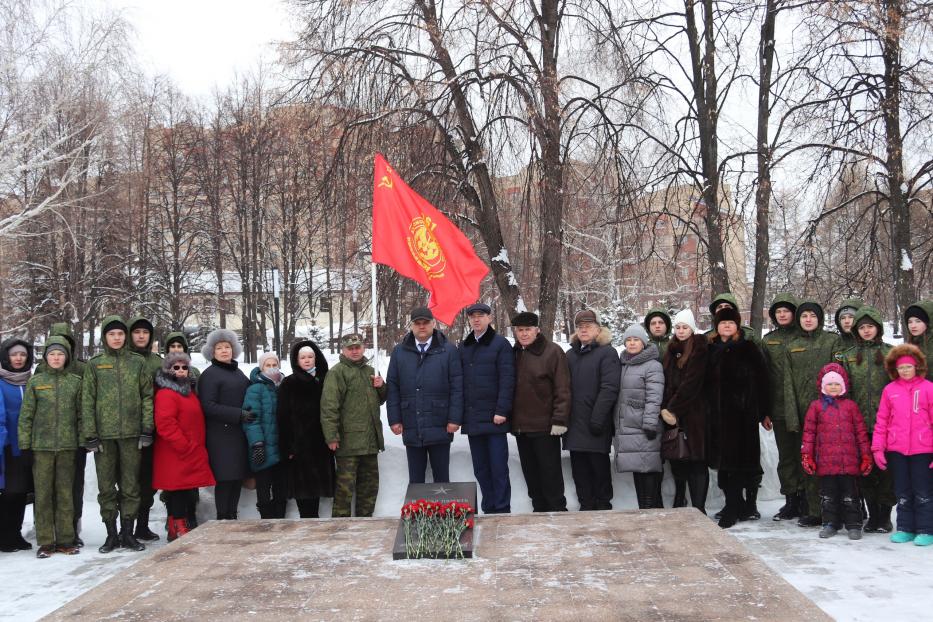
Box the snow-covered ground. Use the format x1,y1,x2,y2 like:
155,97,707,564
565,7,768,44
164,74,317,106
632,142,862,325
2,348,929,621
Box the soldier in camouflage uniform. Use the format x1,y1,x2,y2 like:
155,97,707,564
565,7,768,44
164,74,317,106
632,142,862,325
82,315,154,553
164,331,200,381
834,298,864,350
321,334,387,518
18,337,83,557
786,300,843,527
128,316,162,542
644,308,671,362
761,294,802,521
707,293,761,346
838,306,895,533
36,323,89,547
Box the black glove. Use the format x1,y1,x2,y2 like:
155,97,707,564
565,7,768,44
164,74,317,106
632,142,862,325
138,433,153,449
240,409,256,424
643,427,657,441
252,442,266,466
588,422,605,436
84,438,101,453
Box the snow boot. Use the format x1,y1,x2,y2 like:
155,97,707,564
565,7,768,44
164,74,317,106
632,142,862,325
739,486,760,521
718,487,742,529
847,529,862,540
120,518,145,552
890,531,915,544
871,505,893,533
171,517,190,539
167,516,178,542
134,508,160,541
796,495,821,527
913,534,933,547
98,520,120,554
818,524,837,539
772,493,799,521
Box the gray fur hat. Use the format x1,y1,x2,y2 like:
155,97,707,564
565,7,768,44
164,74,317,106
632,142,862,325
162,351,192,373
622,324,650,346
201,328,243,360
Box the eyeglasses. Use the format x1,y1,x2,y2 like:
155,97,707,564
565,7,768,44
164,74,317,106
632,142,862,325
171,365,189,371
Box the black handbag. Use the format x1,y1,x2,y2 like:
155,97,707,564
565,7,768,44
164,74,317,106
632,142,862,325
661,426,689,461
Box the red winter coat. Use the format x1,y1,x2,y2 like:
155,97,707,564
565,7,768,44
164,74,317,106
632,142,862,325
801,364,870,476
153,373,215,491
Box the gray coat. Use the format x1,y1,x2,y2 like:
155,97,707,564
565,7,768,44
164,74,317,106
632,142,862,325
613,344,665,473
564,327,621,453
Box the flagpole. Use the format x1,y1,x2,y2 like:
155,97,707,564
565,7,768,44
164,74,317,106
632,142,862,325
371,259,380,374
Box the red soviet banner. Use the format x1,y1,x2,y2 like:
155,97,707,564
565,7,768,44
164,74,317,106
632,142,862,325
372,153,488,325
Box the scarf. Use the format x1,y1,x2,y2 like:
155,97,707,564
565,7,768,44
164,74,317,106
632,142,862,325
0,366,31,386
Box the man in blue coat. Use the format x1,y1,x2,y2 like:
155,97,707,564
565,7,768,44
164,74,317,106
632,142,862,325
387,307,464,484
459,303,515,513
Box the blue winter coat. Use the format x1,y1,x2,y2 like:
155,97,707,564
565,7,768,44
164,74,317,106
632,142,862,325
242,367,280,471
459,327,515,435
387,330,464,447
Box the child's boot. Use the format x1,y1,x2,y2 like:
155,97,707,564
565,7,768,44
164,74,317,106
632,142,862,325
913,534,933,547
847,529,862,540
818,524,837,539
890,531,916,544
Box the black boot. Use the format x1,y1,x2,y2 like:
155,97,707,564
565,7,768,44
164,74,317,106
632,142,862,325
134,508,160,541
865,505,893,533
687,467,709,515
673,478,688,508
120,518,145,551
863,501,879,532
257,503,275,519
718,487,741,529
739,486,760,521
274,500,287,519
73,519,84,548
797,494,821,527
98,520,120,554
772,493,800,521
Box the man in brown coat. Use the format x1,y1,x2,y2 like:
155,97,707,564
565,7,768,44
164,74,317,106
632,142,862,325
511,312,571,512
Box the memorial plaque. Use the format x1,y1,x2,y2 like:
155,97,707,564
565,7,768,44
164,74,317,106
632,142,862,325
392,481,477,559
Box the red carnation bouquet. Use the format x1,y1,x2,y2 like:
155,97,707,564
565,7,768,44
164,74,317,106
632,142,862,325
401,499,474,559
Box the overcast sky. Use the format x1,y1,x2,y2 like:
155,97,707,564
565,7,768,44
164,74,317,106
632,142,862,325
100,0,296,100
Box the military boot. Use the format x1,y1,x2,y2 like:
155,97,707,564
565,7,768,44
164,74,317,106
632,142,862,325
739,486,760,521
772,493,799,521
98,520,120,554
120,518,146,551
134,508,160,541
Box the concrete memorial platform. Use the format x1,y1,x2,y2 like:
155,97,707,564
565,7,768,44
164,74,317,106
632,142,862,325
46,508,830,621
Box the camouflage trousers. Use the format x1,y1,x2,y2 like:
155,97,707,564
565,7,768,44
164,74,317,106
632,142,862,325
773,418,804,496
333,454,379,518
94,438,141,522
32,451,76,547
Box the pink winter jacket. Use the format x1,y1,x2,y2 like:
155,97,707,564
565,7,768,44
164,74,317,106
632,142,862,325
871,377,933,456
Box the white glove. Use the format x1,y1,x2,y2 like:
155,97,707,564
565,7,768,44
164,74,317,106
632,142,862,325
550,425,567,436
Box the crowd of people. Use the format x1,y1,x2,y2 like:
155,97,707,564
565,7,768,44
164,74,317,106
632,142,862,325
0,295,931,559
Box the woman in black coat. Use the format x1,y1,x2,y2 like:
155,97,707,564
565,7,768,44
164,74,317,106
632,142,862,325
706,308,769,529
276,340,334,518
198,329,251,520
660,309,710,514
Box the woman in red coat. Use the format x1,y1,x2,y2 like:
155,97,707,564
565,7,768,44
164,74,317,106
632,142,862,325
153,352,215,540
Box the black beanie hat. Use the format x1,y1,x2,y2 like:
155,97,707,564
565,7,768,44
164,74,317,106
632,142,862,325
906,305,930,325
102,318,127,334
796,302,825,328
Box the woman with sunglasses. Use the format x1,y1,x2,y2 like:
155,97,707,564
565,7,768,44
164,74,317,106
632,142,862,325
152,352,215,540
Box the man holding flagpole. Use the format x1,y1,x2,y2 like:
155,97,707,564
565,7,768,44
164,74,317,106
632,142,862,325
387,307,464,484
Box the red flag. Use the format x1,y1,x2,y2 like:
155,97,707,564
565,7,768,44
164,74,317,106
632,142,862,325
372,153,489,325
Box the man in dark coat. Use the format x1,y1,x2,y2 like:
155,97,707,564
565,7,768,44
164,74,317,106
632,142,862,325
387,307,464,484
459,303,515,514
511,312,571,512
564,309,621,511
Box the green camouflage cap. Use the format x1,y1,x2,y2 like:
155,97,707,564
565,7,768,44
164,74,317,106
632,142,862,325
341,333,364,348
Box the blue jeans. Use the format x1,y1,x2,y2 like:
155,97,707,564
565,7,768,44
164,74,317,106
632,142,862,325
468,434,511,513
888,452,933,535
406,444,451,484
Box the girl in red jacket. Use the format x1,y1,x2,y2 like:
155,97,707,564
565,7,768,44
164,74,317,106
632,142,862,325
153,353,215,540
801,363,872,540
871,344,933,546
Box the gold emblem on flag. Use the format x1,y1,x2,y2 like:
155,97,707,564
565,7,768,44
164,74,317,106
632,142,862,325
407,215,446,279
378,165,394,189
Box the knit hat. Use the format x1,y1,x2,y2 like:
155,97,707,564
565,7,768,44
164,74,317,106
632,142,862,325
8,344,28,357
102,316,127,335
44,343,67,358
162,351,191,373
671,308,698,335
129,317,154,334
573,309,599,326
643,309,672,334
796,301,825,329
821,370,846,395
257,352,280,370
622,324,649,347
713,306,742,328
905,304,930,325
201,328,243,360
837,306,857,319
511,312,539,327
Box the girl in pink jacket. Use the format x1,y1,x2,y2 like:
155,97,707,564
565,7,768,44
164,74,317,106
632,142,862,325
871,344,933,546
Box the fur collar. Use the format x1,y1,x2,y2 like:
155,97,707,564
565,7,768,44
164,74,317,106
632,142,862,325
155,370,195,396
570,326,613,349
463,326,497,347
